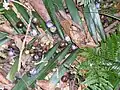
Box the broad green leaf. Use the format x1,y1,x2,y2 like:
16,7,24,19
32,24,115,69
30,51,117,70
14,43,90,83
43,0,64,39
83,6,98,43
100,13,120,21
0,32,8,41
88,3,106,41
3,10,24,34
52,0,64,10
65,0,83,29
13,1,29,23
13,1,39,32
32,11,52,35
50,49,79,84
6,57,19,81
13,44,71,90
12,43,59,90
36,43,72,74
0,38,9,46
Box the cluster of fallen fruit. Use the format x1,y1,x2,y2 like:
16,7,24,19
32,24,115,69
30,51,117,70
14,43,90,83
0,17,79,89
1,0,115,89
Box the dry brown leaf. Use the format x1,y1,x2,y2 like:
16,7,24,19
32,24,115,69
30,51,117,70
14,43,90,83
56,10,72,36
13,35,23,50
78,11,96,47
70,26,86,47
37,27,54,48
28,0,50,22
0,73,10,84
0,24,14,35
36,80,55,90
78,84,87,90
0,82,14,90
60,20,72,36
8,35,33,49
21,54,31,68
56,10,96,48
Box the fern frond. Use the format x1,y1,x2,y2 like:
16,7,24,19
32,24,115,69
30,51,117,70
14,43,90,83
78,33,120,90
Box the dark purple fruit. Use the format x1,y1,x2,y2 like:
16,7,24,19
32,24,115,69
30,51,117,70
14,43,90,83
59,41,67,48
33,54,40,60
64,7,69,13
61,75,69,82
16,21,24,28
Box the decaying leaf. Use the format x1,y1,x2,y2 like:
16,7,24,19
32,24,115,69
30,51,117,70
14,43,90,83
0,73,10,84
8,35,33,50
56,10,96,48
0,24,14,35
21,54,31,68
38,27,54,48
14,35,23,50
56,10,72,37
78,84,87,90
36,80,55,90
28,0,51,22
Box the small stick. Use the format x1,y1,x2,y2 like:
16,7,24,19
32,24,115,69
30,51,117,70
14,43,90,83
17,11,33,71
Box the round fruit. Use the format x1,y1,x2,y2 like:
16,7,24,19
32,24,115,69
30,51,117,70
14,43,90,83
32,17,39,25
50,26,56,33
16,21,24,28
61,75,69,82
46,20,53,28
59,41,67,48
64,7,69,13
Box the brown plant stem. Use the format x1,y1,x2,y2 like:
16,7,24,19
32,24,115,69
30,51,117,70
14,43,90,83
18,13,32,71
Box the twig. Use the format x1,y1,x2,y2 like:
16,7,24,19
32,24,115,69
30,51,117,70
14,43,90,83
17,11,33,71
104,21,119,34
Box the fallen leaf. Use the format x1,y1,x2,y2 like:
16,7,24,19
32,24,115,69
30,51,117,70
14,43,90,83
0,24,14,35
8,35,34,50
14,35,23,50
0,73,10,84
56,10,72,36
36,80,55,90
21,54,31,68
28,0,51,22
78,84,87,90
56,10,96,48
60,20,71,36
0,82,14,90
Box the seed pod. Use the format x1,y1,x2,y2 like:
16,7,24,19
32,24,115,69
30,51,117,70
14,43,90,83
71,44,78,50
8,51,14,56
50,26,56,33
65,35,71,42
30,29,38,36
32,17,39,25
64,7,69,13
25,50,30,55
61,75,69,82
59,41,67,48
33,54,40,60
46,20,53,28
8,48,14,56
29,68,38,76
95,3,100,9
33,51,42,61
16,21,24,28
